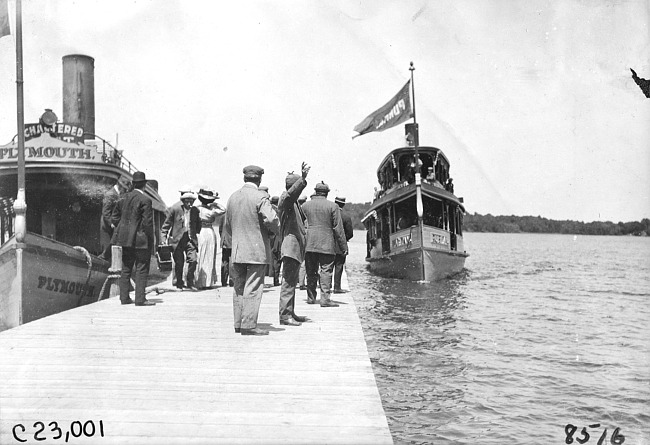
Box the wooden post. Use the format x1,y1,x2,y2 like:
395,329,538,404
108,245,122,298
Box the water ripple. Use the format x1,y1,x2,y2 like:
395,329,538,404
347,232,650,444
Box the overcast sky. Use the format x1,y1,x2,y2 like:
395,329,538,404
1,0,648,223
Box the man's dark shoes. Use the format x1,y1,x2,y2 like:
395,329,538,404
121,298,134,305
187,286,199,292
240,328,269,336
234,328,241,333
333,289,347,294
135,300,156,306
292,315,307,323
307,298,316,304
320,302,339,307
280,318,301,326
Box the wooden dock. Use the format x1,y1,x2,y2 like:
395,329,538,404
0,280,393,444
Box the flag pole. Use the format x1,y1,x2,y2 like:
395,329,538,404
410,62,426,281
14,0,26,242
410,62,424,218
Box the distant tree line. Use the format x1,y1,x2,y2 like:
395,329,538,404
463,214,650,236
343,202,649,236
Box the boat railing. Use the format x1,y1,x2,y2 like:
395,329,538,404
84,134,138,175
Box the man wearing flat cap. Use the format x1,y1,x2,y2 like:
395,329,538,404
161,189,201,290
224,165,280,336
99,175,131,261
277,162,311,326
302,182,348,307
111,171,155,306
333,196,354,293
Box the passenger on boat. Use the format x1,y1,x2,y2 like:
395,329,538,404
333,197,354,294
223,165,279,336
161,191,201,291
445,178,454,194
99,175,131,261
194,189,226,290
425,166,435,182
302,182,348,307
111,171,155,306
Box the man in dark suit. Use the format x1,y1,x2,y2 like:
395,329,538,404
218,216,232,287
111,171,155,306
302,182,348,307
333,196,354,293
223,165,279,336
277,163,310,326
161,191,201,290
99,175,130,260
269,195,282,287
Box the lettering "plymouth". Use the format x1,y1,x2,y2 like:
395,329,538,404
38,276,95,297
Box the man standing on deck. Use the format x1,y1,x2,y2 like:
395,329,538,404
302,182,348,307
277,163,311,326
99,175,131,261
161,190,201,290
333,196,354,294
111,171,155,306
223,165,279,336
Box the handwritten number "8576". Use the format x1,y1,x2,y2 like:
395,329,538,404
565,424,625,444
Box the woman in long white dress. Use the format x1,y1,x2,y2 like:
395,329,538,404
194,188,226,289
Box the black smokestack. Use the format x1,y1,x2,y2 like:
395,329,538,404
62,54,95,141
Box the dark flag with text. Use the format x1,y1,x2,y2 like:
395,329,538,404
353,80,413,139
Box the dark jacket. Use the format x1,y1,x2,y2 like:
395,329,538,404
111,189,153,250
277,177,308,262
100,186,121,247
335,208,354,255
302,196,347,255
161,201,201,248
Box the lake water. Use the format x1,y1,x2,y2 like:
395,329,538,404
345,231,650,445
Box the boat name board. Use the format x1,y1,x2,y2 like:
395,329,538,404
38,275,96,297
25,122,85,143
0,146,95,162
430,233,447,245
392,233,412,248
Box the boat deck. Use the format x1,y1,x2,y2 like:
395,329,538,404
0,279,393,444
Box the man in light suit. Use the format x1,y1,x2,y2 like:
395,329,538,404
99,175,130,260
161,191,201,290
223,165,279,336
277,163,310,326
302,182,348,307
111,171,155,306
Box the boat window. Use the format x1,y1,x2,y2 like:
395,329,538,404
422,195,444,228
393,196,417,232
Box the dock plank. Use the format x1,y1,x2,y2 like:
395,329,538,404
0,281,393,444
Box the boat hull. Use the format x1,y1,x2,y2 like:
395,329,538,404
0,232,109,331
366,247,467,282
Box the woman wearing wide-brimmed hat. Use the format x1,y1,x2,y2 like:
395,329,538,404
194,188,226,289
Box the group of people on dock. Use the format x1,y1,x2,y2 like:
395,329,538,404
103,162,354,336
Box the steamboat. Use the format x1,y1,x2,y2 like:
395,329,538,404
0,55,167,330
362,137,468,281
357,65,468,281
